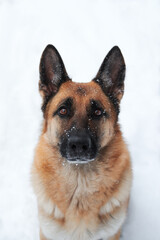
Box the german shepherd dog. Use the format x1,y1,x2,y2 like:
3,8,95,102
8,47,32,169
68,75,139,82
31,45,132,240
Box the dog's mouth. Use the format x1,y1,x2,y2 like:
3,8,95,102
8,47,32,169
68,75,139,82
66,158,95,164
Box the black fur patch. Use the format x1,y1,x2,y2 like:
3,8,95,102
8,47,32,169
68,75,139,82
41,94,54,115
93,78,120,115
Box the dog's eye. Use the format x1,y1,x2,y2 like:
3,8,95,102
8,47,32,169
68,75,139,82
59,108,67,116
94,109,102,116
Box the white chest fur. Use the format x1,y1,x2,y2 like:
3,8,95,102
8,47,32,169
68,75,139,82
40,205,126,240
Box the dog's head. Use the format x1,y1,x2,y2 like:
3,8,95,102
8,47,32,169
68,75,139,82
39,45,125,164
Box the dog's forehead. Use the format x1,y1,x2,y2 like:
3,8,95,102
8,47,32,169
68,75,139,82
59,81,105,98
76,86,86,96
48,81,110,114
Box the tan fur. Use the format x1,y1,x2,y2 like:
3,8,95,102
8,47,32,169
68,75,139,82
31,81,132,240
108,230,121,240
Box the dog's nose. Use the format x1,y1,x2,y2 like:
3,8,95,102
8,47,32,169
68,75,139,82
60,129,97,162
68,134,91,156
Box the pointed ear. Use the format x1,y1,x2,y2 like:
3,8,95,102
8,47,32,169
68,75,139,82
39,44,71,99
93,46,126,103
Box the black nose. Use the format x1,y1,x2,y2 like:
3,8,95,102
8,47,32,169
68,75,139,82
60,129,97,162
68,134,91,156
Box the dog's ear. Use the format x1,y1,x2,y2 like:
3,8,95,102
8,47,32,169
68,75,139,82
93,46,125,102
39,44,71,99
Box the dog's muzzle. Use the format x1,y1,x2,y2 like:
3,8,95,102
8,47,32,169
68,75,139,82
60,129,97,164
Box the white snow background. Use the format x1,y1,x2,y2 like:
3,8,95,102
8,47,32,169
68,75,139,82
0,0,160,239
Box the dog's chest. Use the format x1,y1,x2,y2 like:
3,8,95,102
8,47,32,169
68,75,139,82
39,171,125,240
40,201,125,240
64,169,104,213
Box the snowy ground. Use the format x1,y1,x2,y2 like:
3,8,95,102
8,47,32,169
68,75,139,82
0,0,160,239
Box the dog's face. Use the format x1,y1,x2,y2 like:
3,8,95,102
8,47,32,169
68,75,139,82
39,45,125,164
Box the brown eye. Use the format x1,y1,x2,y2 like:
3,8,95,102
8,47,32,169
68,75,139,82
94,109,102,116
59,108,67,115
